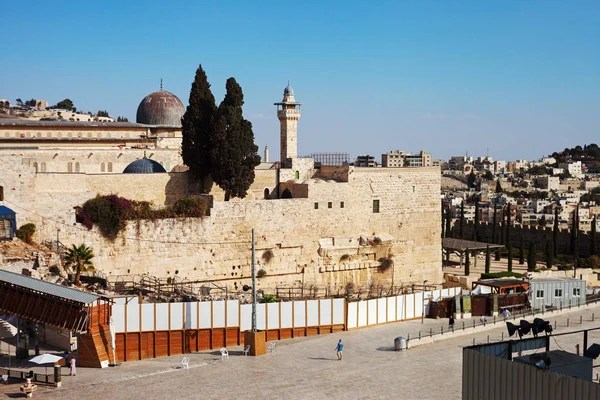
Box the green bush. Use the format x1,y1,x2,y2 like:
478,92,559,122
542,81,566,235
76,195,211,240
261,294,278,303
585,255,600,269
480,271,524,279
378,257,394,272
557,265,573,271
16,223,36,244
257,269,267,278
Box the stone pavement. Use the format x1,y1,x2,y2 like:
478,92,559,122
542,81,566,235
1,305,599,400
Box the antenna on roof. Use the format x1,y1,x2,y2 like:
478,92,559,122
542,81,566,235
160,78,163,90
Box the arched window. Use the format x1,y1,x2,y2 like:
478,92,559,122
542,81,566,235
294,171,300,179
264,188,270,199
75,162,80,172
67,162,73,173
41,162,46,173
281,189,292,199
33,162,38,173
101,162,105,172
108,162,113,172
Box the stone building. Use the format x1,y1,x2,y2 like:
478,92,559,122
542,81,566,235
0,83,443,291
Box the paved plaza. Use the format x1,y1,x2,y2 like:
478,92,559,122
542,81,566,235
1,305,599,400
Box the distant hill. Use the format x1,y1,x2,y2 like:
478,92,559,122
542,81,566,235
551,144,600,173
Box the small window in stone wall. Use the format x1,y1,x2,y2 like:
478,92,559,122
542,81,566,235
108,162,113,172
75,162,80,173
41,162,46,173
67,162,73,173
373,199,380,213
328,202,332,209
340,201,345,208
101,162,105,172
314,202,319,210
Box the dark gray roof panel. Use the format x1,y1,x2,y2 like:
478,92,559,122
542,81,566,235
0,269,99,304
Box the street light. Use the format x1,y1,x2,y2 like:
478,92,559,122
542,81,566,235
421,280,429,324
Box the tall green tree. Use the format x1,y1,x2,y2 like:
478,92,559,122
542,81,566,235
519,236,525,265
553,207,559,257
64,244,95,286
182,65,217,182
570,205,578,255
473,197,480,241
210,78,261,201
545,237,554,269
500,207,506,245
527,241,537,272
485,245,491,274
467,171,477,189
508,248,513,272
495,179,503,193
445,205,451,239
465,249,470,276
459,201,465,239
492,203,497,244
591,216,597,256
506,204,512,249
441,202,445,238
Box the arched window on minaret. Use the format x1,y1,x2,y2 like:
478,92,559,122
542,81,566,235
264,188,270,199
294,171,300,180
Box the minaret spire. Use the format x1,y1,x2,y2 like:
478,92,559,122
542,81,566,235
160,78,163,90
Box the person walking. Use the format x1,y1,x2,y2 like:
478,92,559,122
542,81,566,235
69,356,77,376
335,339,343,361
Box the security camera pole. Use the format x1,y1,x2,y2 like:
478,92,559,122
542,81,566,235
251,228,257,333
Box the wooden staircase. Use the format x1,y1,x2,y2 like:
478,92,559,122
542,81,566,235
78,303,113,368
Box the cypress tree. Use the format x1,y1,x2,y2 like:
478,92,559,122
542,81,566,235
181,65,217,182
574,206,580,268
591,216,597,256
473,198,480,241
495,179,503,193
570,205,578,255
508,248,513,272
445,206,452,239
553,207,559,257
441,203,445,238
465,249,470,276
492,203,497,244
210,78,261,201
506,204,512,250
527,241,537,272
459,201,465,239
519,236,525,265
485,245,491,274
545,237,554,269
500,207,506,245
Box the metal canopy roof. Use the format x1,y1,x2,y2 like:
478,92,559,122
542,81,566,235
0,270,98,304
443,238,504,251
472,278,528,288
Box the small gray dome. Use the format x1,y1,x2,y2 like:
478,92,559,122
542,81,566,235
123,157,167,174
284,82,294,95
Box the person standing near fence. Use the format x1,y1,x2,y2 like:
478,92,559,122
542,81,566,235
69,356,77,376
335,339,344,361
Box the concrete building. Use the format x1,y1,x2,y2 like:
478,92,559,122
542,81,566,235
353,155,377,167
558,161,583,178
381,150,431,168
537,176,559,191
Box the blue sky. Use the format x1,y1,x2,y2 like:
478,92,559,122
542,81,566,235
2,0,599,162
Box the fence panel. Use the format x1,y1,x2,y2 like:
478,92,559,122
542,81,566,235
240,304,252,331
320,299,332,325
307,300,319,326
198,302,211,329
377,298,387,324
155,303,169,330
387,296,396,322
126,302,140,332
142,303,155,331
397,295,405,320
267,303,279,329
281,302,293,328
170,303,184,330
256,303,266,330
293,300,306,327
227,300,239,327
347,302,358,329
405,294,415,319
333,298,345,325
184,302,197,329
113,304,125,333
212,301,225,328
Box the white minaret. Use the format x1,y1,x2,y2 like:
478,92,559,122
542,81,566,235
264,145,269,163
274,82,302,168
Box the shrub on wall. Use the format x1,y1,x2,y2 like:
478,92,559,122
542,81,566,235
257,269,267,278
480,271,524,279
75,195,211,240
377,257,393,272
261,249,274,264
16,223,36,244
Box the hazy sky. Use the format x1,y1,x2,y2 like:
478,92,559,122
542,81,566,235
2,1,598,162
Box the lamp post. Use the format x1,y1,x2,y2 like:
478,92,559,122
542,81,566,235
421,280,429,324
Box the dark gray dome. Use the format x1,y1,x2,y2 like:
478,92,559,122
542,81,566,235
136,90,185,127
123,157,167,174
284,83,294,95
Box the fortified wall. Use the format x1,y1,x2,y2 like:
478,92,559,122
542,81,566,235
1,156,443,291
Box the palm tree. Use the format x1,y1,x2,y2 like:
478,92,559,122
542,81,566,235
64,244,95,285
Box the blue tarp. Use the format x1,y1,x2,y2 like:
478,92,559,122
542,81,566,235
0,205,17,239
